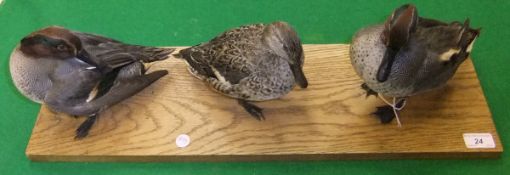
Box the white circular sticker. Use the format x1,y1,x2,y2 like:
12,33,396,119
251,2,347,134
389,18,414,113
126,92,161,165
176,134,190,148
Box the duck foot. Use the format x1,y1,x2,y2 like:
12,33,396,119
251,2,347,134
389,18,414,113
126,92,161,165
373,106,396,123
75,114,98,139
238,99,265,121
373,99,406,124
361,83,378,98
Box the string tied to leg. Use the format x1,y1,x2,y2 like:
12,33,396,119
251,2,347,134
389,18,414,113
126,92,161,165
377,95,407,127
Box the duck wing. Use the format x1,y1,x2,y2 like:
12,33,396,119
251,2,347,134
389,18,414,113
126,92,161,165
72,31,174,72
175,24,266,84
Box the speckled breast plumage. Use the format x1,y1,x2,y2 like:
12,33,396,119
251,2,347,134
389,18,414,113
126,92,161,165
9,48,52,103
350,25,417,97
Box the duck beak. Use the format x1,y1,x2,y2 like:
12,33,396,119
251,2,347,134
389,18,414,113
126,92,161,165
377,4,418,82
290,63,308,88
376,48,397,82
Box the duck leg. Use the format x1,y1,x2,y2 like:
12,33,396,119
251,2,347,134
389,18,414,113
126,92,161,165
75,114,98,139
361,83,378,98
238,99,265,121
202,78,265,120
373,106,395,123
373,98,406,124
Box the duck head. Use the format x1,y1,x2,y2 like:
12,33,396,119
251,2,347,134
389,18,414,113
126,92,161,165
263,21,308,88
376,4,480,83
377,4,418,82
20,26,82,59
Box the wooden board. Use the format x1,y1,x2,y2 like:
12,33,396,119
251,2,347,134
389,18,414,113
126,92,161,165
25,44,503,162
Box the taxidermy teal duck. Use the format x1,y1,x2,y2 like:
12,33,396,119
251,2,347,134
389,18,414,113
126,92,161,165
175,21,308,120
350,4,480,125
10,26,174,138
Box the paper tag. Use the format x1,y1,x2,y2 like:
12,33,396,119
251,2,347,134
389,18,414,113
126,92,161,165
463,133,495,148
176,134,191,148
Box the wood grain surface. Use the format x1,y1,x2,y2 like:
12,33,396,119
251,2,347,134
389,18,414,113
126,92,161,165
25,44,502,162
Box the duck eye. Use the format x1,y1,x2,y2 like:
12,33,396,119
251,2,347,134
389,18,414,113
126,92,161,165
56,44,67,51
